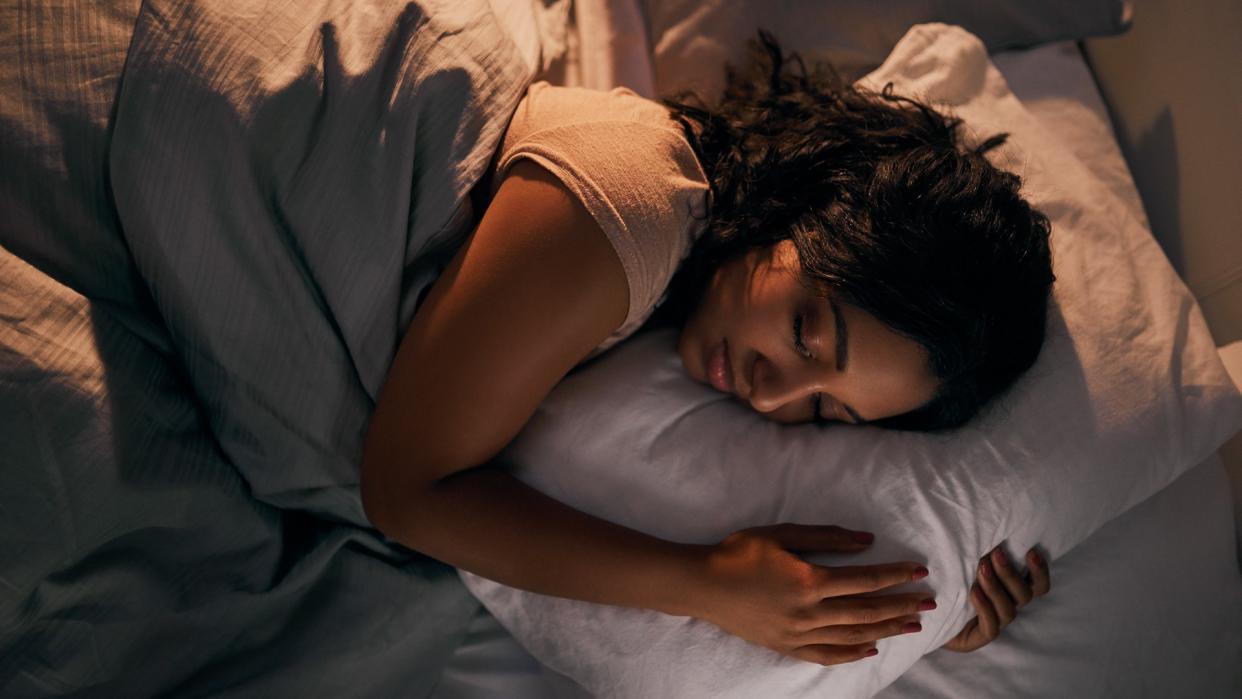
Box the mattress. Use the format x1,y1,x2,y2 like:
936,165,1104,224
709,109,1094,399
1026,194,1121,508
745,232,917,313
428,40,1242,698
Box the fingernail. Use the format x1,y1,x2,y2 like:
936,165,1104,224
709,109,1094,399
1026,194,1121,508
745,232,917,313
1029,549,1042,565
980,561,992,580
912,566,929,580
901,622,922,634
918,598,937,611
853,531,875,544
864,648,879,657
993,549,1010,569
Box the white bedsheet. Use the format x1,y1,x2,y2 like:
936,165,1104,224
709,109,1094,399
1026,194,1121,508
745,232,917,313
435,453,1242,699
879,454,1242,698
432,39,1242,698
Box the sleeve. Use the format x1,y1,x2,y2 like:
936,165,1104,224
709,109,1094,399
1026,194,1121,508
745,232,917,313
495,120,709,353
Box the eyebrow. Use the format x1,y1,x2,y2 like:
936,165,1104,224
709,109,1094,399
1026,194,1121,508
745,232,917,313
827,298,868,425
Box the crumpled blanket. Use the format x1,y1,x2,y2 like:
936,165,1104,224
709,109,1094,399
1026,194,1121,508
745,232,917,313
109,0,535,525
2,0,546,695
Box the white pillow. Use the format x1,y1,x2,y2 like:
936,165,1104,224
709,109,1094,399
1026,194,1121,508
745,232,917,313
461,24,1242,698
644,0,1131,94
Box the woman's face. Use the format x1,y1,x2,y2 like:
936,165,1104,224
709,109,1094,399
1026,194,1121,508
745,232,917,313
677,240,939,425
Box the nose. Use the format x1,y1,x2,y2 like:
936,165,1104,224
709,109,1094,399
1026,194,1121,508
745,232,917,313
747,353,822,414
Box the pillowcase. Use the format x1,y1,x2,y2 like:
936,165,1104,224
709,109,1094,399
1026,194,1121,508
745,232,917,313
460,23,1242,699
644,0,1132,96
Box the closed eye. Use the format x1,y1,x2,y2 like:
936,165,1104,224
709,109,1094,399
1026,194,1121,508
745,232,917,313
793,313,811,359
795,313,829,423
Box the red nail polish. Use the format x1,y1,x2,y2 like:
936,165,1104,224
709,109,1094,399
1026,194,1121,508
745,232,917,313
853,531,875,544
1030,550,1042,565
912,566,929,580
918,598,937,611
980,562,992,579
902,622,922,634
865,648,879,657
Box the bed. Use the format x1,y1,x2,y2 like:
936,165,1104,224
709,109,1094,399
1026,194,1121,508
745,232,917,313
2,1,1240,697
427,6,1242,697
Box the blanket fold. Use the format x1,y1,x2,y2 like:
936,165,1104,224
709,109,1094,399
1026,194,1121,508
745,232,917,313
110,0,534,525
3,1,543,695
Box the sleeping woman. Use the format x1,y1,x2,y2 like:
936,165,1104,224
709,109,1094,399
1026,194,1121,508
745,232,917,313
361,33,1054,666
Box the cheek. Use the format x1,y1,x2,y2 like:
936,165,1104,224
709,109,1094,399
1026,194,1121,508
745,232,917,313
694,264,744,329
758,400,813,424
860,367,938,419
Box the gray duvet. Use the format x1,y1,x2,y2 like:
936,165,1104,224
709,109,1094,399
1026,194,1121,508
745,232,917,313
0,1,538,695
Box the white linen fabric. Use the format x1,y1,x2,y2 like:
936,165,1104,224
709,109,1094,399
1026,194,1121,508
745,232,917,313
437,457,1242,699
106,0,537,526
1,1,547,695
563,0,654,97
0,241,480,697
877,39,1242,699
0,0,148,321
460,24,1242,698
877,455,1242,699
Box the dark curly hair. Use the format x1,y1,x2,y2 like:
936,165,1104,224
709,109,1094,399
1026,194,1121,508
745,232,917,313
651,31,1056,432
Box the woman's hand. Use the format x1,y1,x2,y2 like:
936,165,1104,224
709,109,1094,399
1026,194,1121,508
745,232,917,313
942,544,1052,653
690,524,935,666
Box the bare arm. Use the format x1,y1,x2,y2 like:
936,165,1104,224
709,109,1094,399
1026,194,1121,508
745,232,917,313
361,160,930,666
361,160,701,615
386,465,703,615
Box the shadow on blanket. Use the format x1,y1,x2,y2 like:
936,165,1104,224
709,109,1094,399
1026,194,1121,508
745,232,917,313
1,247,480,696
1,0,547,695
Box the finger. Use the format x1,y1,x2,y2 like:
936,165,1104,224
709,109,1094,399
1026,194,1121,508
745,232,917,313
989,546,1034,607
766,523,875,553
797,614,923,646
818,563,929,597
788,643,878,667
970,581,1000,641
977,559,1017,625
815,593,936,627
1027,548,1052,596
942,617,982,653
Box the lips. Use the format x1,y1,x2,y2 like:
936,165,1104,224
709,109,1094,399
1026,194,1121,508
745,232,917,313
707,339,733,394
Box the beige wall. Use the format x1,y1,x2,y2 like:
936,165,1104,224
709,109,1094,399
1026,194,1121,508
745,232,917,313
1083,0,1242,346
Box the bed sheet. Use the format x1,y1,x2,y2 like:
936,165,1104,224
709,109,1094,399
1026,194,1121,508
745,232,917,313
878,453,1242,698
435,456,1242,699
431,39,1242,699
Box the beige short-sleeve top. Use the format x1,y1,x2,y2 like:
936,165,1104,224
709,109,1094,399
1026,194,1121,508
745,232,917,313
491,81,710,357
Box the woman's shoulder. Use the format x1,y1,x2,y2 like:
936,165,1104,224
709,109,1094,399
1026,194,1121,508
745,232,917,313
498,80,707,196
509,80,676,134
498,81,703,172
493,81,709,253
494,81,710,359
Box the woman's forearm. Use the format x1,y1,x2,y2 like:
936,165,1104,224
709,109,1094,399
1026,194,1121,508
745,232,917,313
366,464,706,618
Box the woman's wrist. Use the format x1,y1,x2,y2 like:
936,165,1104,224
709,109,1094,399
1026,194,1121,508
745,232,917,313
653,542,714,619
